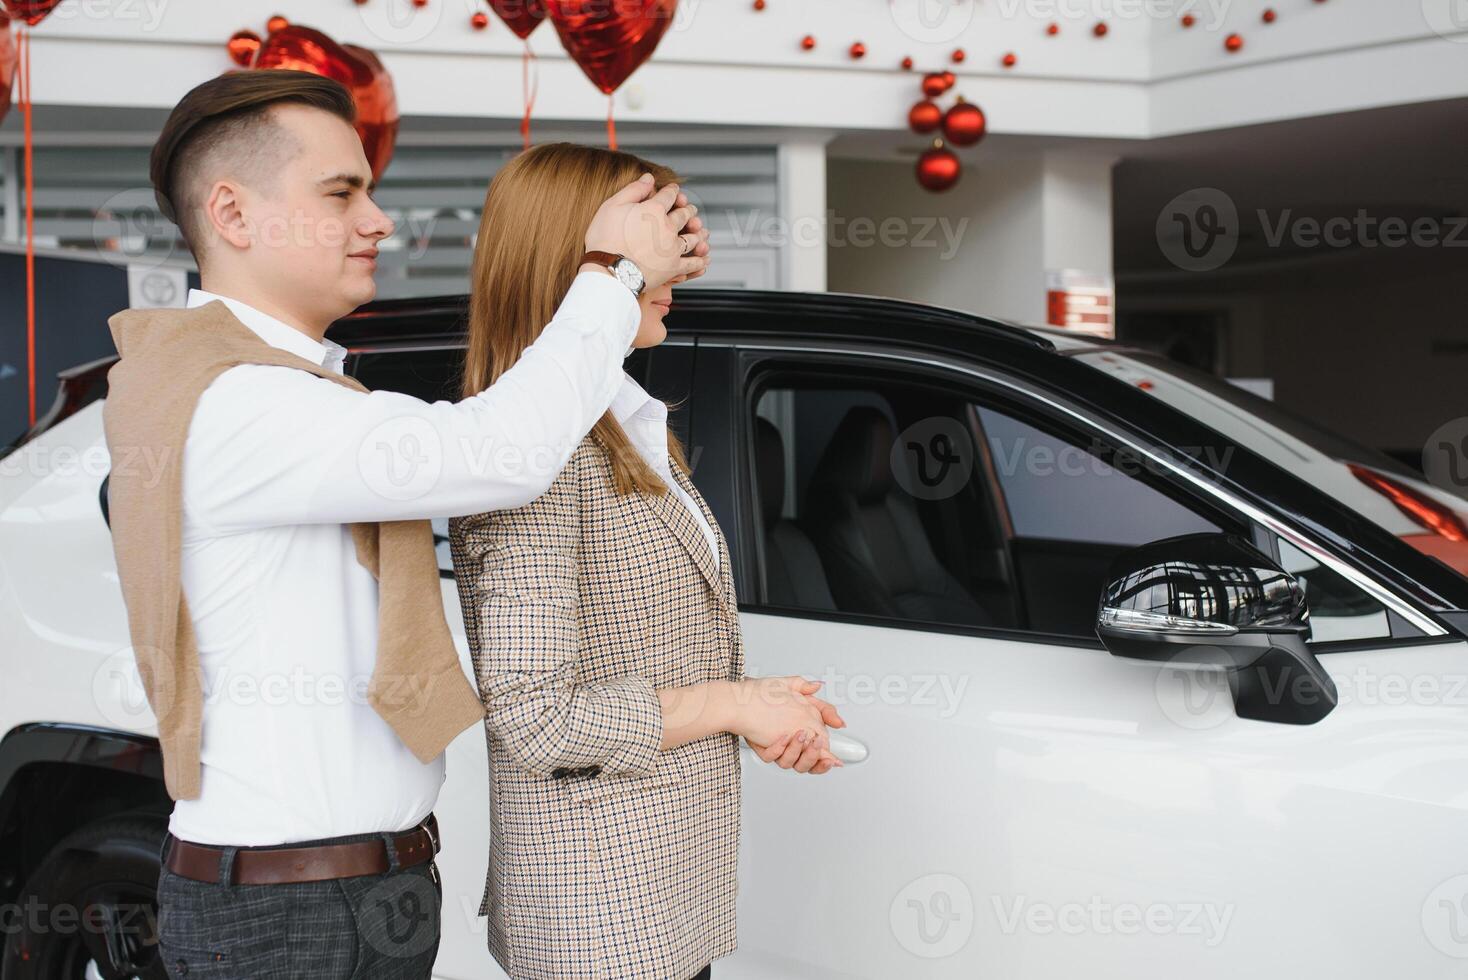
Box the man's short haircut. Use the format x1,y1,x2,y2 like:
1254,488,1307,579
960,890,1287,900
149,70,357,259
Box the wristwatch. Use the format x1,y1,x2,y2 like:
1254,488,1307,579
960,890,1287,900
582,250,646,298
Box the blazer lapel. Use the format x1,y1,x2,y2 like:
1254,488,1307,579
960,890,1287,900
638,459,728,608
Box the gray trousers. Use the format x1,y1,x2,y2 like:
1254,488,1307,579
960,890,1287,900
156,828,442,979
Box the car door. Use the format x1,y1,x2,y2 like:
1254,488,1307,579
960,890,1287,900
685,341,1468,980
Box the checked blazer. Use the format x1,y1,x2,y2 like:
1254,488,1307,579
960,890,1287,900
448,433,745,980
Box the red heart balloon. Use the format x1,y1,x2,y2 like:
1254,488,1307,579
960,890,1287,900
547,0,676,95
0,12,12,127
486,0,546,40
253,25,399,182
2,0,61,27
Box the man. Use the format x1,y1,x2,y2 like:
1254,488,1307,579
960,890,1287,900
103,69,708,976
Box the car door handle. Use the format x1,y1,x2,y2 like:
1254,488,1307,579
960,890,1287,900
740,731,869,764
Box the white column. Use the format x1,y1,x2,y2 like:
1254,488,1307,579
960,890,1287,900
776,135,833,292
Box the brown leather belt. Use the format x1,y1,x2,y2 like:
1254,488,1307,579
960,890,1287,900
164,813,440,885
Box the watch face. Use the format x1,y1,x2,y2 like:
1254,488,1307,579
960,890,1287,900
611,258,645,296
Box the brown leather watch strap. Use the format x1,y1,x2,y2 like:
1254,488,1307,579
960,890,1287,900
164,813,440,886
581,249,623,269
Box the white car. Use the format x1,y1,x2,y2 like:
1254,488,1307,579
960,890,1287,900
3,289,1468,979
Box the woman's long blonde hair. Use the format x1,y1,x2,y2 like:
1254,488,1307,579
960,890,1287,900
463,142,689,497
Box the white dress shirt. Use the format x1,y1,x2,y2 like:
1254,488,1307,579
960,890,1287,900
609,373,719,570
168,272,639,846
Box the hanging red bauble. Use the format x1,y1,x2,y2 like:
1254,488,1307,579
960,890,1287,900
411,0,428,7
921,72,948,97
1224,32,1244,52
916,141,960,193
901,56,913,70
800,34,815,50
1046,22,1059,35
1181,13,1196,27
486,0,546,40
227,29,262,67
254,25,399,182
0,12,12,127
1001,51,1016,68
471,11,489,29
940,69,956,88
942,97,986,146
753,0,765,8
3,0,61,27
1093,21,1109,37
908,100,941,134
1262,8,1276,22
951,47,965,63
849,41,866,59
546,0,676,95
266,14,289,33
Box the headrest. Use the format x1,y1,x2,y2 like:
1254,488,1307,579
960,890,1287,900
810,406,894,505
754,417,786,528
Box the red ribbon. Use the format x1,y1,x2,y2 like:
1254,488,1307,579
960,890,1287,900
606,93,617,151
519,39,538,151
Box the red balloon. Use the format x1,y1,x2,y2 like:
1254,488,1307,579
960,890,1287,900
3,0,60,27
942,99,986,146
0,12,12,128
547,0,676,95
486,0,546,40
908,100,941,134
916,143,960,193
254,25,399,182
227,30,262,68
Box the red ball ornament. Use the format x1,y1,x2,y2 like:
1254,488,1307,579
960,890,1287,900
901,56,914,70
908,100,942,134
411,0,428,7
266,14,289,33
942,97,986,146
1001,52,1017,68
951,47,966,63
1093,21,1109,37
800,34,815,51
941,69,956,88
1262,8,1276,22
916,141,961,193
1046,22,1060,35
921,72,948,97
753,0,765,8
849,41,866,59
1180,13,1196,27
1224,32,1244,52
471,11,489,29
227,30,262,67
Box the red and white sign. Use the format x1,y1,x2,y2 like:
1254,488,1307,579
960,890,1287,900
1045,269,1114,338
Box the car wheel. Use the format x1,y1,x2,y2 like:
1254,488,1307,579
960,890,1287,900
1,815,167,980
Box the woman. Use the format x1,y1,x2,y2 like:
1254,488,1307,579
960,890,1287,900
449,143,846,980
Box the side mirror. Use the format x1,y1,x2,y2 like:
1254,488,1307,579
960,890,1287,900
1096,533,1338,725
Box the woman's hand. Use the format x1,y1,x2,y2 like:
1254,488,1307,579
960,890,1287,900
733,677,846,774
